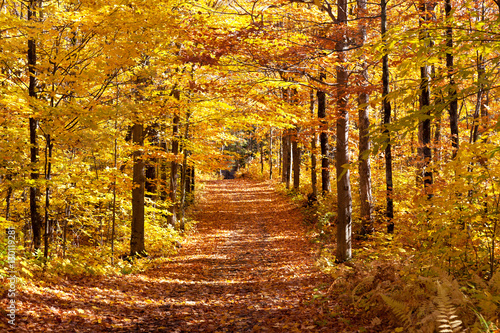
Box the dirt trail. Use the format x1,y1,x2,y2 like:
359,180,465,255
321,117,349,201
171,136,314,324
7,179,338,332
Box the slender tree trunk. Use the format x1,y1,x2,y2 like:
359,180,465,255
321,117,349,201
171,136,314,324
282,130,292,189
269,128,273,180
145,126,159,198
445,0,459,158
189,167,195,193
130,123,145,256
160,135,168,201
111,126,117,265
292,127,300,189
433,111,442,162
260,141,264,175
179,112,191,232
336,0,352,263
168,95,180,226
470,54,484,144
317,73,331,194
43,135,53,259
310,90,318,199
28,0,42,250
444,0,459,151
358,0,373,235
278,131,282,177
382,0,394,232
419,1,434,198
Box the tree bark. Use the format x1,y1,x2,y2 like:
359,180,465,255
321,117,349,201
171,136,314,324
317,73,331,194
43,134,53,259
382,0,394,233
260,141,264,175
145,126,159,197
419,1,434,198
336,0,352,263
292,127,300,189
179,112,191,232
282,130,292,189
168,90,180,227
28,0,42,251
445,0,459,158
470,54,484,144
269,128,273,180
310,90,318,199
130,123,145,256
357,0,373,236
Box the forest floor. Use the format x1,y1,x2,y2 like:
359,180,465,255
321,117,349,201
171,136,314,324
2,179,364,332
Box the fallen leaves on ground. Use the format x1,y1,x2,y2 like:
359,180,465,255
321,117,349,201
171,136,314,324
1,179,358,332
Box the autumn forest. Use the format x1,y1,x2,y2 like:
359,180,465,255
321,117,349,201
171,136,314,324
1,0,500,331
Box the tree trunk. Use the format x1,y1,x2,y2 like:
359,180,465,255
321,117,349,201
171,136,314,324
382,0,394,233
260,141,264,175
111,130,117,265
282,130,292,189
28,0,42,251
168,101,180,227
470,54,484,144
357,0,373,236
179,112,191,232
160,138,168,201
145,126,159,198
336,0,352,263
310,90,318,199
269,128,273,180
317,73,331,194
445,0,459,158
189,166,195,193
419,1,434,198
43,134,53,259
130,123,145,256
292,127,300,189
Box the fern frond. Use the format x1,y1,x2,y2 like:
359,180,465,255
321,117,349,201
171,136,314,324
381,294,412,329
436,282,464,333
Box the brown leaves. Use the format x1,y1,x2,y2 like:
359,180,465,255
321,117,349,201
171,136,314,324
11,179,342,332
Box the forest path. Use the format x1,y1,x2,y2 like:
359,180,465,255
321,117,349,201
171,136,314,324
10,179,339,332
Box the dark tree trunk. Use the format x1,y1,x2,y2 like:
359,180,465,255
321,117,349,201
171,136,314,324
130,123,145,256
160,138,168,201
336,0,352,263
43,135,53,259
269,128,273,180
282,130,292,189
358,0,373,236
189,166,195,193
260,141,264,175
445,0,459,158
317,74,331,194
310,90,318,199
419,1,434,198
470,54,484,144
292,127,300,189
382,0,394,233
168,111,180,227
145,126,159,198
179,112,191,232
28,0,42,250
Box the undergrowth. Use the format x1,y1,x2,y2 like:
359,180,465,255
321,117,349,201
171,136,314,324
243,156,500,332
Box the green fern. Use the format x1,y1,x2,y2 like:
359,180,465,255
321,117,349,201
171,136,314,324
381,294,413,329
435,283,464,333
